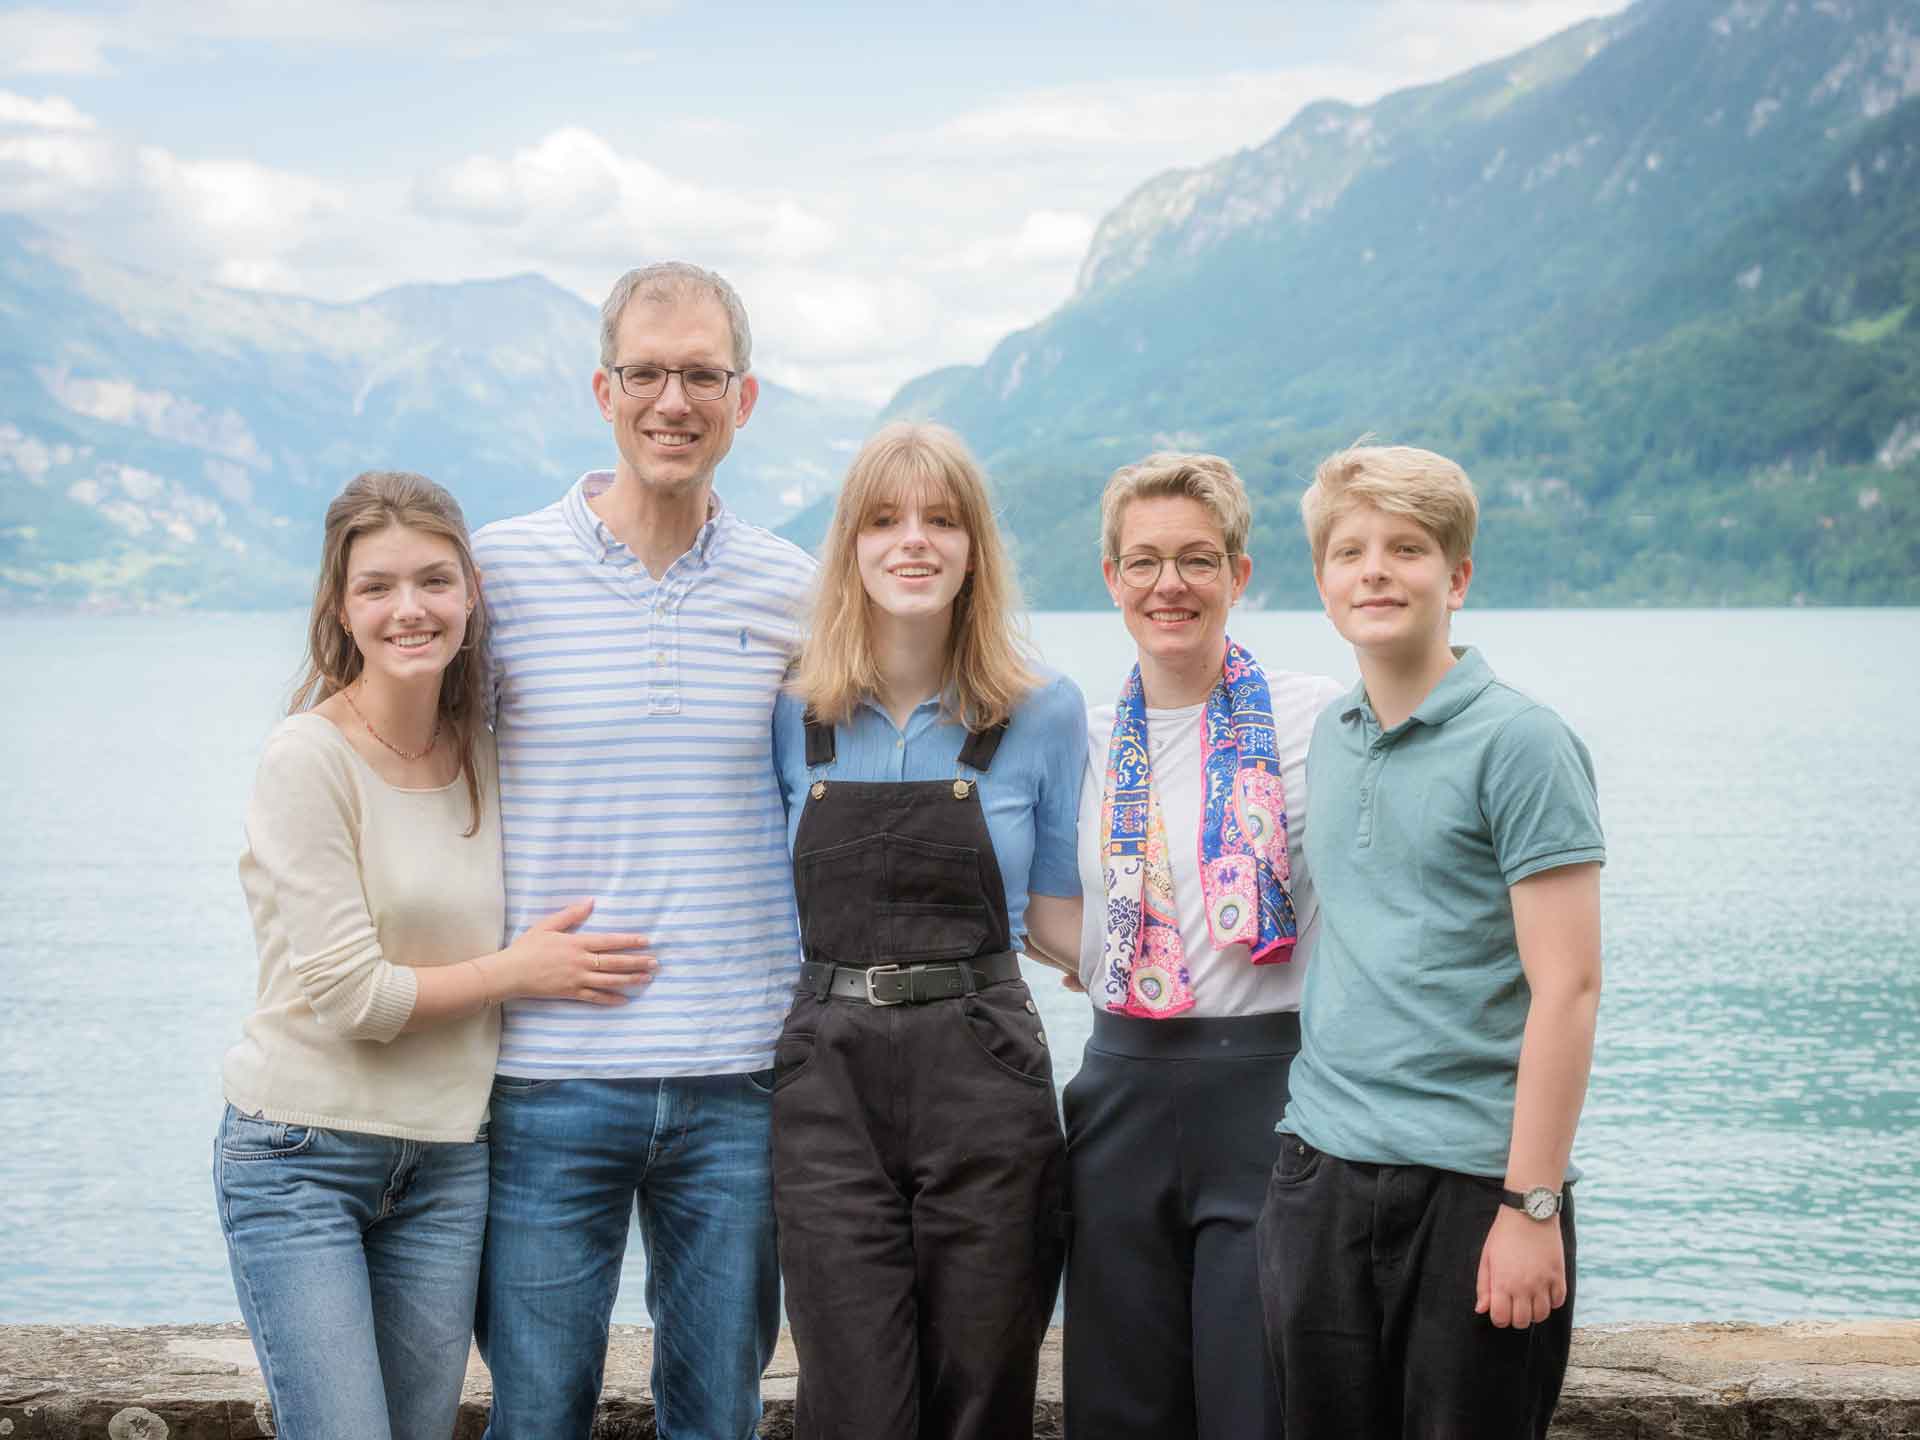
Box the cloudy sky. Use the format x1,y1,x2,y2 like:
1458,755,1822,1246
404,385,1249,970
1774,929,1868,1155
2,0,1625,406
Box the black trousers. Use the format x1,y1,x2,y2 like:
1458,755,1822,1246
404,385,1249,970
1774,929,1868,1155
771,980,1067,1440
1256,1141,1577,1440
1061,1009,1300,1440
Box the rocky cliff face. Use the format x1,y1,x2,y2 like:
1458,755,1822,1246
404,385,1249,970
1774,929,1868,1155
1070,15,1631,303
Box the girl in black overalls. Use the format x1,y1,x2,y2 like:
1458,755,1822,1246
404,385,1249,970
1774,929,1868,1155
771,422,1087,1440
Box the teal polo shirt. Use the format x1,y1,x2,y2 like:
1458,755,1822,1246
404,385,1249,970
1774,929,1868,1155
1280,647,1606,1180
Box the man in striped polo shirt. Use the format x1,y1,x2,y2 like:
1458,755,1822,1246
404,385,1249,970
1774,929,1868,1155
472,262,816,1440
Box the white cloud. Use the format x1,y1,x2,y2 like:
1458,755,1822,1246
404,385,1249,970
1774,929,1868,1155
0,108,350,293
112,463,164,499
935,66,1394,154
204,458,252,503
0,423,83,483
1375,0,1630,72
0,90,96,128
0,12,117,76
0,0,677,74
419,154,534,224
137,147,345,244
920,210,1098,277
1014,211,1098,262
413,128,839,266
0,129,127,208
152,0,670,44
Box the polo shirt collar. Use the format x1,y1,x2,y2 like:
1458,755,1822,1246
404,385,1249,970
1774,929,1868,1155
1337,675,1371,724
1411,647,1494,727
1338,646,1493,731
562,471,732,567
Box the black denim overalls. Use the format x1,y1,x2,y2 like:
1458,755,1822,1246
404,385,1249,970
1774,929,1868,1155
770,716,1067,1440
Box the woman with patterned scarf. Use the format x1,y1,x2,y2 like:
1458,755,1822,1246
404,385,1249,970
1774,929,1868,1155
1060,452,1345,1439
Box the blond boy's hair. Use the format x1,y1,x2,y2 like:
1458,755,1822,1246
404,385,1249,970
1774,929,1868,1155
1301,443,1479,571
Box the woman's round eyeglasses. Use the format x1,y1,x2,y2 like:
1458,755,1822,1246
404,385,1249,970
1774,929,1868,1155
1114,550,1237,588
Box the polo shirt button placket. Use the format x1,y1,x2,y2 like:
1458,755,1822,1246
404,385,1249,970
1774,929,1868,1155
1357,728,1387,848
648,582,680,716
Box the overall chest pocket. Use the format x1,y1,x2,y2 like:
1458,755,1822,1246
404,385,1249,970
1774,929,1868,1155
797,832,994,964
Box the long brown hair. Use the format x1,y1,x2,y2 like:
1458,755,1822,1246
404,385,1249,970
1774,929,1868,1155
792,422,1036,730
289,470,489,835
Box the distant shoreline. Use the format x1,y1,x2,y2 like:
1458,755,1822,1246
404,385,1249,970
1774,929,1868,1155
6,601,1920,618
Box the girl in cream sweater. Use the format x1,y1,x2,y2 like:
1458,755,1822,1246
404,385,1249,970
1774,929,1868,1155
215,470,655,1440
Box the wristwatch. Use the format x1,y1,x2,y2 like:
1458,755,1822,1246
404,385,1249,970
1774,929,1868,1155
1500,1186,1563,1221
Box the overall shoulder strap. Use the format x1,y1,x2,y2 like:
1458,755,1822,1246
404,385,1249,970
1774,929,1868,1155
957,720,1008,774
804,712,836,768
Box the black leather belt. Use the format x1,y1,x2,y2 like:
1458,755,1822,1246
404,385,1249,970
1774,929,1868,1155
799,951,1023,1006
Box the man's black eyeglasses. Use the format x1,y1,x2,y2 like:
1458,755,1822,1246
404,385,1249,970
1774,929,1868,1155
607,364,738,401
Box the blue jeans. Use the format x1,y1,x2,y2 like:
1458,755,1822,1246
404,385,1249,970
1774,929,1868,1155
476,1072,780,1440
212,1104,489,1440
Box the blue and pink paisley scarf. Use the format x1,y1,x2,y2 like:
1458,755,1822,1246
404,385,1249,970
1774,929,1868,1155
1099,638,1295,1018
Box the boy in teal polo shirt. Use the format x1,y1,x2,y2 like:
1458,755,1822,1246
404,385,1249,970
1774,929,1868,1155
1257,444,1605,1440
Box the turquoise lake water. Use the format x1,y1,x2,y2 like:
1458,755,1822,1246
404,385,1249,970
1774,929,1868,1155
2,608,1917,1325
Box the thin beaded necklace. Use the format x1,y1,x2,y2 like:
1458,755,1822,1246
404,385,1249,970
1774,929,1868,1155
341,680,441,762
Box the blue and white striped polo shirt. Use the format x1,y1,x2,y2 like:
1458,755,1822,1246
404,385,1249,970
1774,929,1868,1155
474,472,816,1078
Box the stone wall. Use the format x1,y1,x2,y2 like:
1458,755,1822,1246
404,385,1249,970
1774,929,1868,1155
2,1322,1916,1438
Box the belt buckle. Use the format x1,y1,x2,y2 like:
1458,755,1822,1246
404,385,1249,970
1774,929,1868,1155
863,964,905,1006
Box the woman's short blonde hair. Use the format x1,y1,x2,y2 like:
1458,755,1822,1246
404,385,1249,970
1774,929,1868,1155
792,422,1037,731
1099,452,1252,559
1301,443,1479,571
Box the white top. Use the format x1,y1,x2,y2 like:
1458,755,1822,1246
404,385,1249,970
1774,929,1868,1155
474,474,815,1079
1076,670,1348,1017
222,713,504,1142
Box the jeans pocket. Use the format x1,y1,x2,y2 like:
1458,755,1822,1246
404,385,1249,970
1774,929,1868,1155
491,1075,555,1097
220,1111,318,1161
772,1031,816,1092
1271,1134,1322,1185
958,985,1053,1087
742,1066,776,1097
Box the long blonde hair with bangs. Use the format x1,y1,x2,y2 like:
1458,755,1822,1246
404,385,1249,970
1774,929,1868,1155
793,422,1037,731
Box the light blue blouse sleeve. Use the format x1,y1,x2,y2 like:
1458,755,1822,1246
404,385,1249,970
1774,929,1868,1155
1027,672,1087,898
770,693,806,828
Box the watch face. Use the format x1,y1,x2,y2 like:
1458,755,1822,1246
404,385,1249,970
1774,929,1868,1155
1523,1187,1559,1221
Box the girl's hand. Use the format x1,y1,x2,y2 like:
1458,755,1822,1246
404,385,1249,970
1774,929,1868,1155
494,899,656,1005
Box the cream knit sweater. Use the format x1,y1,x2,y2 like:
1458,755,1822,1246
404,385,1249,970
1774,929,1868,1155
222,712,503,1142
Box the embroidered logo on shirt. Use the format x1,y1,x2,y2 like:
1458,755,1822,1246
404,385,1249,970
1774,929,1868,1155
739,627,750,651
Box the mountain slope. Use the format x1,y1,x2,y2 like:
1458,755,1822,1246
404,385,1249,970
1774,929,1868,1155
860,0,1920,606
0,222,868,608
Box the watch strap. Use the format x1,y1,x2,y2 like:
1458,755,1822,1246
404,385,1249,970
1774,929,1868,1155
1500,1186,1564,1218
